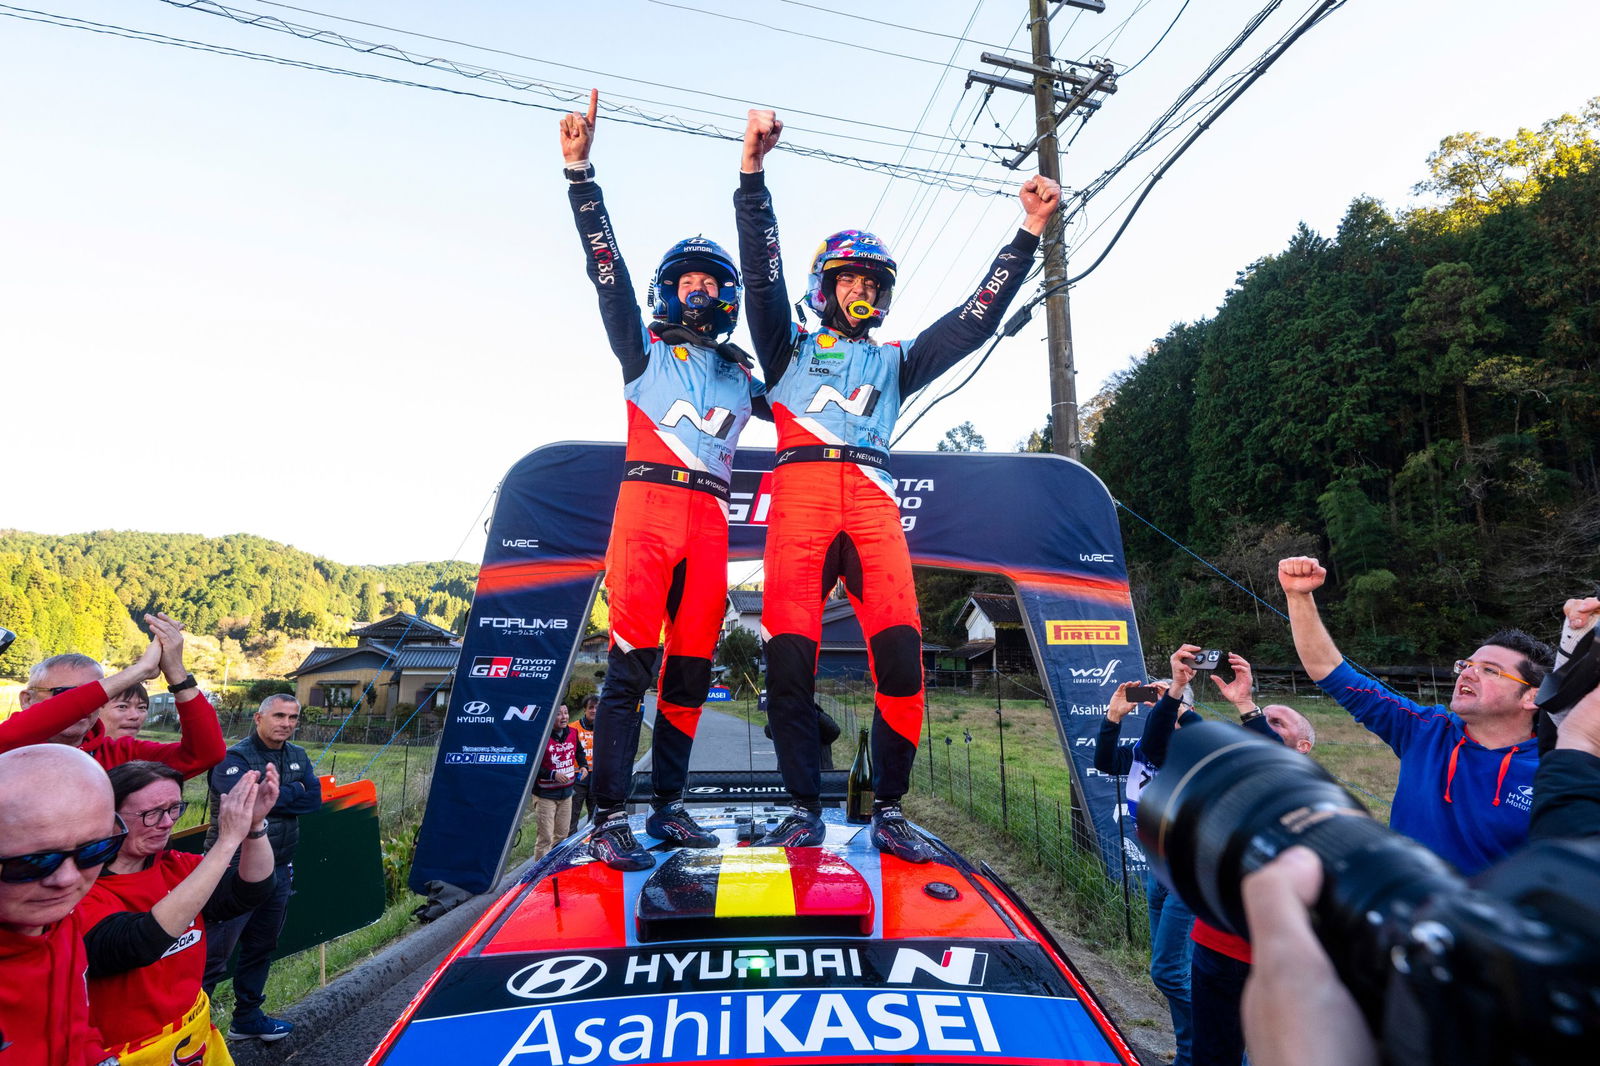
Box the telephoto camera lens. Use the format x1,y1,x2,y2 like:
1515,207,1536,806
1136,722,1460,1010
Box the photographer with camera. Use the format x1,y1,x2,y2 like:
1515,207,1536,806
1278,556,1553,875
1096,671,1197,1066
1173,647,1316,1066
1239,656,1600,1066
1140,670,1600,1066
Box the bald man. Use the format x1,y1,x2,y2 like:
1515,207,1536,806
0,745,122,1066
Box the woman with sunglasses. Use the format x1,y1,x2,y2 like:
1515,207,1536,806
79,761,279,1065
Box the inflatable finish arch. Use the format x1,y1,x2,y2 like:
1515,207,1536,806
410,442,1150,895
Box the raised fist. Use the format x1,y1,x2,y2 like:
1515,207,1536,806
1278,557,1327,596
743,109,782,169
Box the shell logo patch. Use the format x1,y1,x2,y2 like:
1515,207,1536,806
816,334,837,349
672,346,689,361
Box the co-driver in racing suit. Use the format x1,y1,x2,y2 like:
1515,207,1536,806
563,92,767,870
734,109,1060,861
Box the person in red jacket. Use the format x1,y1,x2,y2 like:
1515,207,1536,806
6,613,225,779
0,744,125,1066
80,761,277,1064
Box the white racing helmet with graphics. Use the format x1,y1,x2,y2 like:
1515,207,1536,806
649,236,741,338
806,229,898,336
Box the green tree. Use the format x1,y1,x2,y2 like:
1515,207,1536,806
936,422,986,452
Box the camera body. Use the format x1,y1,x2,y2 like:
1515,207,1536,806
1137,722,1600,1065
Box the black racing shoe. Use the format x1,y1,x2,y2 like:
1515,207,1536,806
645,801,718,848
587,814,655,871
870,805,936,864
752,807,826,848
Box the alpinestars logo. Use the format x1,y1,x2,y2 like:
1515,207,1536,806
805,383,879,417
660,398,735,439
886,946,989,987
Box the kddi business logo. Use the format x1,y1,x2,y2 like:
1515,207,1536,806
1067,658,1123,687
477,616,569,637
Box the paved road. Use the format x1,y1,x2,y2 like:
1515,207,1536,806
636,698,778,772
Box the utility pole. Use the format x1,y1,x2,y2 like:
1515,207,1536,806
967,0,1114,460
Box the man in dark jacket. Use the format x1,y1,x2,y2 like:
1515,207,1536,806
200,694,322,1042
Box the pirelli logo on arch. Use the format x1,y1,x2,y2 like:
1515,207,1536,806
1045,620,1128,645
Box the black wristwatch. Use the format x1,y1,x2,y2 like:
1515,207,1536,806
1240,705,1263,723
168,674,199,693
563,161,595,183
247,820,269,839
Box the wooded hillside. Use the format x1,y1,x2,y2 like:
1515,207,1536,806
0,530,476,679
1086,101,1600,662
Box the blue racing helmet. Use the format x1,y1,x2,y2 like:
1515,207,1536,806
649,236,741,337
805,229,897,325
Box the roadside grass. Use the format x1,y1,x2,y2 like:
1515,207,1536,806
139,721,651,1026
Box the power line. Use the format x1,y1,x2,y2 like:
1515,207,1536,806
643,0,975,72
157,0,979,151
1120,0,1193,76
768,0,1032,53
1028,0,1350,302
238,0,975,145
3,5,1020,196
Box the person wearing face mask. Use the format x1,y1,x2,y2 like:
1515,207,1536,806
561,90,768,871
733,107,1059,860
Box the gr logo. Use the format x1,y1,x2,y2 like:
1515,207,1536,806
506,955,608,1000
470,656,511,678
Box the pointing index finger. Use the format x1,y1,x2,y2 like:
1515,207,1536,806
586,88,598,128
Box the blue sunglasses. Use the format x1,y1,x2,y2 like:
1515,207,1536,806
0,816,128,883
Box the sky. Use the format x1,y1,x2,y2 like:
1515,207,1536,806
3,0,1596,567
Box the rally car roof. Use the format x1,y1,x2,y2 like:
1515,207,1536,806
369,808,1139,1065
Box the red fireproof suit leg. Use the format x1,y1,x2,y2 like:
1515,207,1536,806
762,460,924,805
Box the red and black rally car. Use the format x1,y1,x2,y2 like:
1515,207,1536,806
368,808,1139,1065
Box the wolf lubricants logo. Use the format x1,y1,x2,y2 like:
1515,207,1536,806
1045,620,1127,645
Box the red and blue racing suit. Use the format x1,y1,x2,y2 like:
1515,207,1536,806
733,170,1038,807
570,179,765,814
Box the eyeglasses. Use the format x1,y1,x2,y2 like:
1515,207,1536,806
31,685,80,698
133,801,188,827
1453,659,1533,688
0,816,129,884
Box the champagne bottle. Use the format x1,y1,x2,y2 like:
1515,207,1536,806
845,726,873,824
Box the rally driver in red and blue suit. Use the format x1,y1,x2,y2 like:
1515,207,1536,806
734,109,1060,861
563,92,768,871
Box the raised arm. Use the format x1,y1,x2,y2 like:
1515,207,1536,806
733,109,801,384
897,175,1058,395
562,89,650,383
0,640,161,753
1278,558,1344,682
